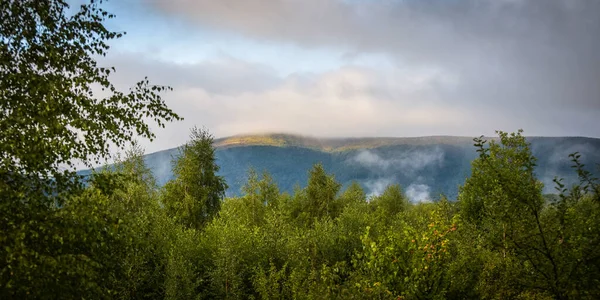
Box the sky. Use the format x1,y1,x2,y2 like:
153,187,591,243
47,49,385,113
93,0,599,154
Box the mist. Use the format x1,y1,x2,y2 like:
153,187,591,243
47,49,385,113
352,147,444,174
364,177,395,199
406,184,432,203
351,147,445,199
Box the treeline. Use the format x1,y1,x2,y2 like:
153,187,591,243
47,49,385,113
3,128,599,299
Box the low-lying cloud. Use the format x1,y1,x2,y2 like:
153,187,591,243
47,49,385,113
364,177,395,199
406,183,432,203
352,147,444,175
352,147,444,200
365,179,432,203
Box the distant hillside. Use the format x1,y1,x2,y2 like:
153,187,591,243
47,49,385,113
214,133,478,151
118,134,600,202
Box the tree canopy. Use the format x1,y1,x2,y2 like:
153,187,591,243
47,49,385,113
0,0,180,188
162,127,227,230
1,0,181,297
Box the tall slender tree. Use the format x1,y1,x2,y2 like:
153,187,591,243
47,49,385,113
306,163,341,220
162,127,227,230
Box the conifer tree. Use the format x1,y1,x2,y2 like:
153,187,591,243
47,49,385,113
162,127,227,229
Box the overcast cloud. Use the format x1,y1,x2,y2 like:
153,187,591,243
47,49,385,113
97,0,599,154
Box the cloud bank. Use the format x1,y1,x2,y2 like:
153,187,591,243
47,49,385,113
96,0,600,155
406,184,432,203
352,147,444,174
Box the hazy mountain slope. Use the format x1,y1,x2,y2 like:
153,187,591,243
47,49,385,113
135,134,600,201
214,133,477,151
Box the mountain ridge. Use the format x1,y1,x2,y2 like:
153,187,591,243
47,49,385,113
210,133,600,153
80,134,600,201
138,134,600,200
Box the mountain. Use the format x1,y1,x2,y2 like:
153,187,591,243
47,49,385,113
119,133,600,202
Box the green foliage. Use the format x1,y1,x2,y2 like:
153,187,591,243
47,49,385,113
253,262,291,299
0,0,180,185
164,228,207,300
0,0,181,297
242,168,280,208
1,146,174,299
458,130,600,299
161,127,227,230
226,168,280,227
370,184,408,222
288,163,343,226
337,181,367,210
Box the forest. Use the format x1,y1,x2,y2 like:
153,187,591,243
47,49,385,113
1,1,600,299
4,126,600,299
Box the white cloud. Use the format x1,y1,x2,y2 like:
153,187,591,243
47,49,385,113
135,0,600,141
101,53,467,153
406,183,432,203
364,178,395,199
96,0,600,156
351,147,444,175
